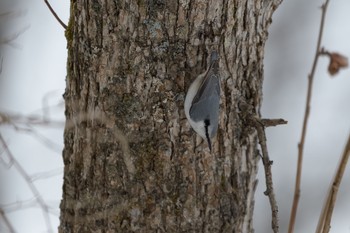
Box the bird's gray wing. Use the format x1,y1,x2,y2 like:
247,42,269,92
189,67,220,123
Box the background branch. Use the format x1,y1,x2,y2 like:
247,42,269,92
0,134,54,233
287,1,330,233
44,0,67,29
252,118,280,233
315,134,350,233
0,208,15,233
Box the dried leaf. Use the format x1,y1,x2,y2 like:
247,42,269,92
328,52,348,76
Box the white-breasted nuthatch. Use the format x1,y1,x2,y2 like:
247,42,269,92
184,51,220,151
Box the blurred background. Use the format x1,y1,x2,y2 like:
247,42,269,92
0,0,349,232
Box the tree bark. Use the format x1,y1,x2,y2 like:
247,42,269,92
59,0,281,232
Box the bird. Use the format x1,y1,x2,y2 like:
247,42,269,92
184,51,221,151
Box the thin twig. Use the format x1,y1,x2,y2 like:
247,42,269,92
238,99,283,232
21,125,63,152
0,11,14,18
315,134,350,233
0,112,64,128
251,117,280,233
0,56,3,74
0,208,15,233
260,118,288,127
1,198,59,216
287,1,330,233
30,168,63,182
0,10,27,20
0,25,30,49
1,198,37,211
44,0,67,29
0,134,53,233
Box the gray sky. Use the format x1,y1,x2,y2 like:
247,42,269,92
1,0,350,232
259,0,350,232
1,1,68,232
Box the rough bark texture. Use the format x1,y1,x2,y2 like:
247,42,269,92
59,0,281,232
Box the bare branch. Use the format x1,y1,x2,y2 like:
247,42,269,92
0,208,15,233
1,198,38,213
0,56,3,74
0,11,14,18
20,125,63,152
44,0,67,29
0,112,63,153
0,25,30,49
250,117,280,233
0,112,64,128
0,134,53,233
29,168,63,182
1,198,59,216
0,10,27,20
260,118,288,127
238,98,284,232
288,1,330,233
315,134,350,233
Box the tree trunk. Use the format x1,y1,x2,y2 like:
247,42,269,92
59,0,281,232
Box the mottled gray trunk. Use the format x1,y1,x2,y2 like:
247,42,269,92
59,0,281,232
